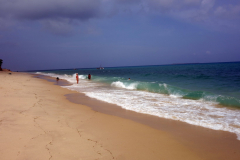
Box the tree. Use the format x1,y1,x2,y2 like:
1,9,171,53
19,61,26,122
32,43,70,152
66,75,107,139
0,59,3,71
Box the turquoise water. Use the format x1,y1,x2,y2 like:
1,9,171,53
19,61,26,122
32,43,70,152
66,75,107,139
36,62,240,140
39,62,240,107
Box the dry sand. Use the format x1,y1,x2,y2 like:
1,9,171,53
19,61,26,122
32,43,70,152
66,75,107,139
0,71,240,160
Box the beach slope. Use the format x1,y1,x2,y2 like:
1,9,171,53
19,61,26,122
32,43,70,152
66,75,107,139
0,72,236,160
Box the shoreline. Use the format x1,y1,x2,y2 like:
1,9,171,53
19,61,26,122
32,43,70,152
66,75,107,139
38,73,240,159
0,72,240,160
65,93,240,159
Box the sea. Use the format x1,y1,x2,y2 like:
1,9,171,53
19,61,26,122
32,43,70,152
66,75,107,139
35,62,240,140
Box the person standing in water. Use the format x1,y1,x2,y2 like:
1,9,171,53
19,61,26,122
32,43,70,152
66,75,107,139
76,73,79,84
88,74,91,80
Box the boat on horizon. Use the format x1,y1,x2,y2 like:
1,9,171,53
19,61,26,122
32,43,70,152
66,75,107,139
97,65,104,70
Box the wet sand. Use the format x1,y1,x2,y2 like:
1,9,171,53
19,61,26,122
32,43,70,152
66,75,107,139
1,71,240,160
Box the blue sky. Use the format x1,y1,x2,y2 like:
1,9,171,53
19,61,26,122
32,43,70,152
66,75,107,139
0,0,240,71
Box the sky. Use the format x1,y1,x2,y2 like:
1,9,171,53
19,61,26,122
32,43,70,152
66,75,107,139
0,0,240,71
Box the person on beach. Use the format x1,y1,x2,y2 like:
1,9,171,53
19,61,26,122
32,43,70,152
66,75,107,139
56,77,59,81
88,74,91,80
76,73,79,84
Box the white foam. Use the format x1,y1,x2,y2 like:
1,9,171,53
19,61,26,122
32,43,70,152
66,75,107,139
35,72,87,83
81,86,240,140
169,94,182,98
159,83,167,88
111,81,138,90
36,72,240,141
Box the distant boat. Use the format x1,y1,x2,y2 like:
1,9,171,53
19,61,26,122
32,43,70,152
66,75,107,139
97,65,104,70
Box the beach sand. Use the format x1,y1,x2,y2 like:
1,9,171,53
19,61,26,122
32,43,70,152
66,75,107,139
1,71,240,160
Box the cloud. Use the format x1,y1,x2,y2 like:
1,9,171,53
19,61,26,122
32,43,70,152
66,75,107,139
0,0,101,20
144,0,240,31
115,0,141,5
0,0,103,35
214,4,240,19
41,19,74,36
0,0,239,34
0,18,16,31
112,0,240,31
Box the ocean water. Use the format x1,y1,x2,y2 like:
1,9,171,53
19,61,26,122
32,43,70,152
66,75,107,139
35,62,240,140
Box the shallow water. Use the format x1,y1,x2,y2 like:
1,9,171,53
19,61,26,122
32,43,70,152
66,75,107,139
35,62,240,140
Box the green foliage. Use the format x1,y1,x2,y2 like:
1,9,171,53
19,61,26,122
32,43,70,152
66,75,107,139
0,59,2,68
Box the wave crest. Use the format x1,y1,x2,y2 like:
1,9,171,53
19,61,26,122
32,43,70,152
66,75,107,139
111,81,138,90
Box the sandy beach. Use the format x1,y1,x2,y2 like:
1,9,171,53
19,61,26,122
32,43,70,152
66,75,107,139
1,71,240,160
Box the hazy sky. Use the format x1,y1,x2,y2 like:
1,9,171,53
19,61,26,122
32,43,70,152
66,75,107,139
0,0,240,71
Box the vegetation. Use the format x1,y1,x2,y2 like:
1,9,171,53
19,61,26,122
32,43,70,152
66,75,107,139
0,59,3,71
